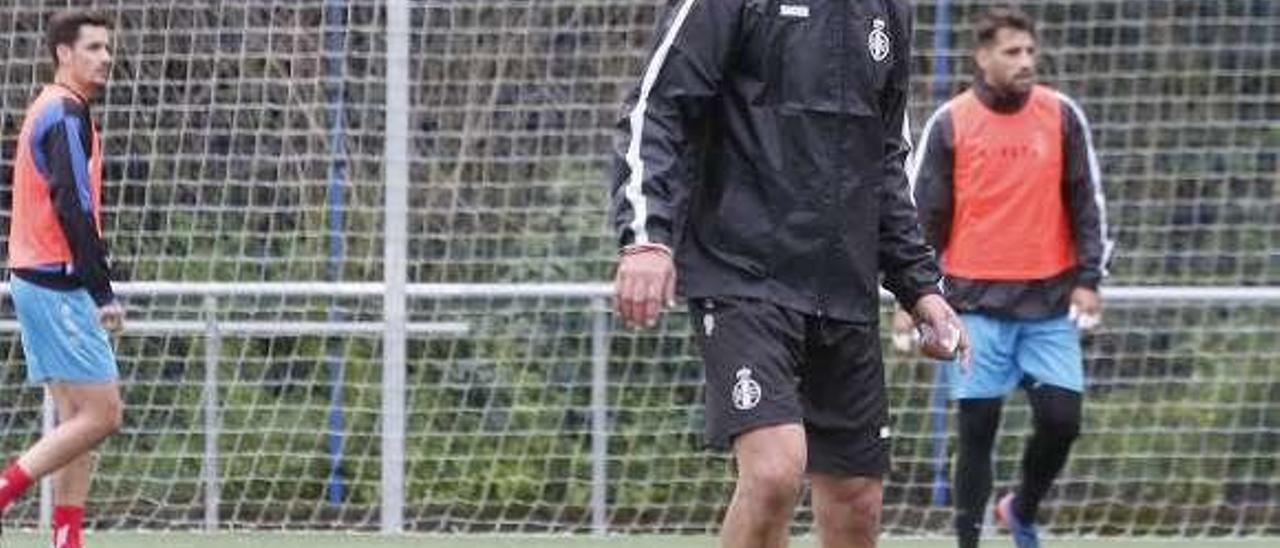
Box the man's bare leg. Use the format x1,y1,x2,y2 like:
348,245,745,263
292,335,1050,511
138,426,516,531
13,383,121,548
720,424,807,548
1,382,121,548
51,385,97,508
49,387,99,548
811,474,884,548
17,383,122,480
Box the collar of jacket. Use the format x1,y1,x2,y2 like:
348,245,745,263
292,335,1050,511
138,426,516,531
971,74,1032,114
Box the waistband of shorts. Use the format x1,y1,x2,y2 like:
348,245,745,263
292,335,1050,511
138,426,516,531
11,268,82,292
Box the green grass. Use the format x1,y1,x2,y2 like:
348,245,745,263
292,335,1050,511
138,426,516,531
2,533,1278,548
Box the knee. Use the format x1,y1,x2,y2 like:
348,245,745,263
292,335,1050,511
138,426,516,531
824,481,883,528
957,399,1003,449
738,457,805,509
97,396,125,435
1030,387,1082,443
1035,408,1080,443
851,486,883,523
813,478,883,544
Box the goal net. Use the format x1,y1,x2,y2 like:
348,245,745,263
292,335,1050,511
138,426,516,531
0,0,1276,538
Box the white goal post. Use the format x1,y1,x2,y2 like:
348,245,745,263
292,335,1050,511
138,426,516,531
1,282,1275,536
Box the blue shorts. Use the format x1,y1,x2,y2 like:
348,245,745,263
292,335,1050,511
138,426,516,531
11,276,119,384
946,313,1083,399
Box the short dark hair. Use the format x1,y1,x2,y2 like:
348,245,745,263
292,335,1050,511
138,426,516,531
974,6,1036,48
47,10,112,66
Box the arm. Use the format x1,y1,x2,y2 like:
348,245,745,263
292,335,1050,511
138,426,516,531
878,6,968,363
910,108,955,256
611,0,739,251
40,110,115,307
877,3,942,311
1060,94,1110,291
610,0,741,328
1059,94,1110,329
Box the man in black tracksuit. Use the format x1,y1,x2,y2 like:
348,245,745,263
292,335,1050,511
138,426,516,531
609,2,968,547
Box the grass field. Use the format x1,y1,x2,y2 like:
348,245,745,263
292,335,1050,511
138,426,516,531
2,532,1278,548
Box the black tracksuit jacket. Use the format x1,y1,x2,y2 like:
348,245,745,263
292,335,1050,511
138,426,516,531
610,0,939,322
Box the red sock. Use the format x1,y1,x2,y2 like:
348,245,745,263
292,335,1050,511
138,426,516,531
0,462,34,512
53,505,85,548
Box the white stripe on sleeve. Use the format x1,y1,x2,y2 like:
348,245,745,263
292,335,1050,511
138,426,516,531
1056,91,1114,276
907,103,951,193
622,0,700,245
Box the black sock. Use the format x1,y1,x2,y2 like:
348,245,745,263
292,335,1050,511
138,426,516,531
954,398,1003,548
1015,384,1082,523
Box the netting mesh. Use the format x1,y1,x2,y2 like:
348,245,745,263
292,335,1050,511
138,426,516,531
0,0,1276,537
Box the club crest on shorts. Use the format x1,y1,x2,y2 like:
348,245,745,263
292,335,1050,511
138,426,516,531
732,367,762,410
868,18,890,63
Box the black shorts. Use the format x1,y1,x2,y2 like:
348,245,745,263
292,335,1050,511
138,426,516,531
691,296,891,477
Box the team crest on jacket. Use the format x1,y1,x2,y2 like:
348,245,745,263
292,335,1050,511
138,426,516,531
869,18,890,62
732,367,762,411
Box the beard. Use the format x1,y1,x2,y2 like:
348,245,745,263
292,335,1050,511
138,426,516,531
995,71,1035,96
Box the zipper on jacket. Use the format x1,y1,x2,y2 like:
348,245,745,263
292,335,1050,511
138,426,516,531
816,0,851,321
837,0,848,111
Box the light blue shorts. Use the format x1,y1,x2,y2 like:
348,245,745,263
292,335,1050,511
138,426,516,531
11,276,119,384
946,312,1083,399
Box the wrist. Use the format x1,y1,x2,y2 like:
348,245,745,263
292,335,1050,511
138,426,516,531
91,290,116,307
910,291,943,314
1075,272,1101,290
1073,285,1099,296
621,242,673,257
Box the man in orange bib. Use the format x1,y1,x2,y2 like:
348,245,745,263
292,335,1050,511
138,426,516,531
1,11,124,548
902,6,1112,548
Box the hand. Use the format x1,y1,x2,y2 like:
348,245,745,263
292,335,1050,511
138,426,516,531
890,307,917,353
614,246,676,329
99,301,126,333
911,294,971,369
1069,287,1102,331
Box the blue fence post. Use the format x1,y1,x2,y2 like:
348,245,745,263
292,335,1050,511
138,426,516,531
324,0,350,506
928,0,953,508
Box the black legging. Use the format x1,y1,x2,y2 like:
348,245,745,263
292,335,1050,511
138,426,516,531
953,384,1081,548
